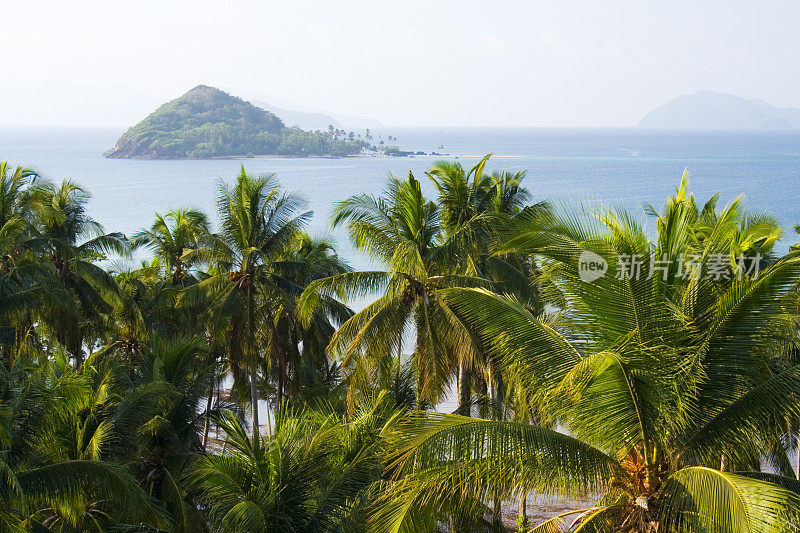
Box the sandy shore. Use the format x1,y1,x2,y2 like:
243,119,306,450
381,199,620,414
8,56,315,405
498,494,598,530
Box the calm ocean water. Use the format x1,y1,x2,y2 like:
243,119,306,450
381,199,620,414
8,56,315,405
1,127,798,268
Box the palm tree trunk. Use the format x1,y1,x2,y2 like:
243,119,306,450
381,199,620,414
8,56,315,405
518,491,528,531
476,376,488,419
796,432,800,480
494,366,504,415
277,345,286,404
457,360,470,416
492,497,501,528
71,333,84,369
250,368,260,431
488,363,497,418
202,380,215,451
246,285,259,432
269,318,286,404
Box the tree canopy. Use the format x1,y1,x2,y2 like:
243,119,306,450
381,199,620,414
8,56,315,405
105,85,381,159
1,157,799,532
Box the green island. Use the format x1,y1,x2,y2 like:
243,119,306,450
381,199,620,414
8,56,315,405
2,156,800,532
105,85,410,159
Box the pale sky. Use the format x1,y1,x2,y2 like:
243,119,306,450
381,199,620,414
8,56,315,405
2,0,799,127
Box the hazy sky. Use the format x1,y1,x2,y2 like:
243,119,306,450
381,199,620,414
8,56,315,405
2,0,799,127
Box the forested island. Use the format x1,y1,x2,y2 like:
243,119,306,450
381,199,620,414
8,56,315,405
105,85,409,159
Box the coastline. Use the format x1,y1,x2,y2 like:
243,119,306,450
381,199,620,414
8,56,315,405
103,152,450,161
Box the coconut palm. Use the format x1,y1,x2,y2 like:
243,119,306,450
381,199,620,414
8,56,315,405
371,174,800,532
132,208,212,286
274,234,353,404
131,335,216,532
41,334,218,531
427,154,544,415
181,167,310,429
0,164,76,359
298,172,483,409
27,180,128,366
0,354,154,531
190,395,400,533
0,162,38,253
0,162,43,356
109,264,173,359
427,154,532,241
125,208,213,364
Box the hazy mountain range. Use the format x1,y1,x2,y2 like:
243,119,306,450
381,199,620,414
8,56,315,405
0,82,162,128
638,90,800,129
230,89,382,130
0,81,380,130
2,82,796,130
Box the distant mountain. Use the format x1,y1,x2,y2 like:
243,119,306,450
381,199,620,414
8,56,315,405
0,81,161,127
638,90,800,129
230,89,382,129
0,81,381,130
749,98,800,127
325,110,382,129
249,99,342,130
105,85,371,159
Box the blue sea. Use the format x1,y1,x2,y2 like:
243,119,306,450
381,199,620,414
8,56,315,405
1,127,797,270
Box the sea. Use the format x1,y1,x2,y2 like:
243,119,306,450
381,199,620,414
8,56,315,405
1,127,798,272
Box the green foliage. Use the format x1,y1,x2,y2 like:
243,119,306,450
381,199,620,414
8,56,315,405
374,170,800,531
105,86,373,159
191,396,399,533
1,157,800,532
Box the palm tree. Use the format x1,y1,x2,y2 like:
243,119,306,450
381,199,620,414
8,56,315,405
299,172,482,409
190,395,399,532
129,208,214,359
371,173,800,532
28,180,128,366
0,162,37,255
427,154,543,416
44,333,219,531
131,335,216,532
0,353,154,531
276,234,352,404
132,208,212,286
109,263,175,358
182,167,310,430
0,162,42,358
